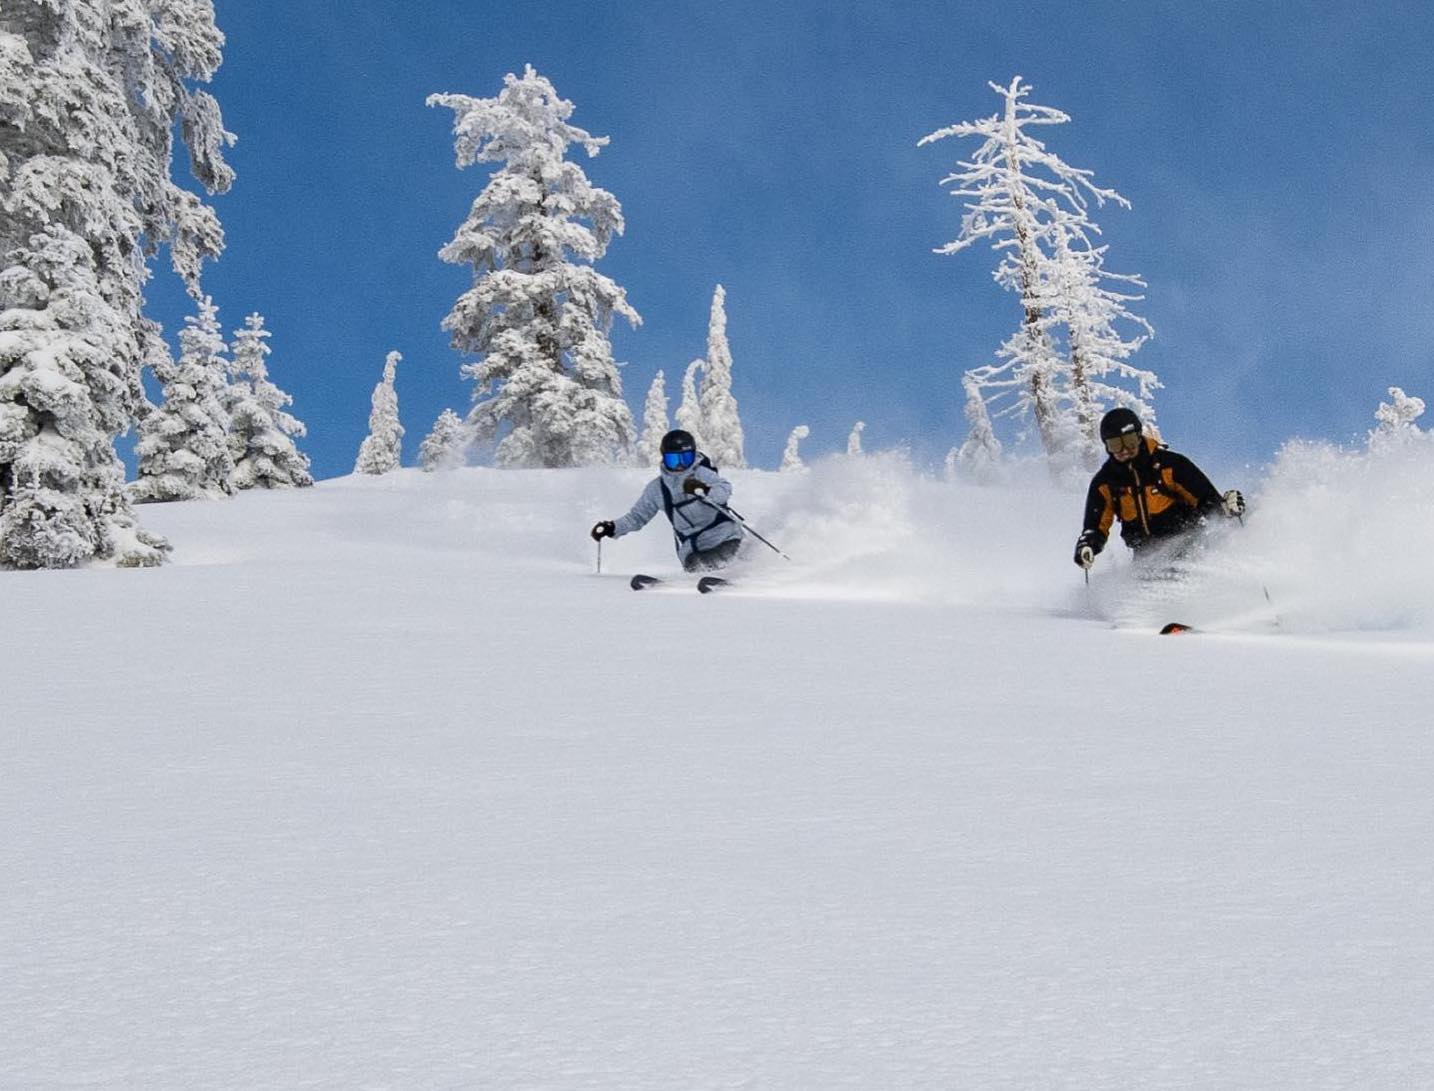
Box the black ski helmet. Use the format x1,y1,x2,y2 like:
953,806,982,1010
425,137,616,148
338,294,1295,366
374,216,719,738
659,429,696,456
1098,407,1143,442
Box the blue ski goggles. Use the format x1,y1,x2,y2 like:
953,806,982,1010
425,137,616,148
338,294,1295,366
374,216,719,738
662,449,696,471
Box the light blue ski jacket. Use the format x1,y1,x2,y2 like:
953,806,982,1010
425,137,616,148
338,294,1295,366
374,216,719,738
613,460,743,563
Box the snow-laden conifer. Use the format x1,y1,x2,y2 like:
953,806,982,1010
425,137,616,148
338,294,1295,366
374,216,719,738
781,425,810,473
635,370,670,467
427,66,639,467
420,408,470,471
226,314,312,490
923,77,1153,473
952,374,1003,481
698,284,744,468
0,0,233,566
132,295,234,502
847,421,866,456
1370,387,1426,451
675,359,704,446
355,351,404,475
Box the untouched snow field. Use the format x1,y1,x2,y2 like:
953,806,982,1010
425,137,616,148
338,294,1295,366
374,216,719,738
5,448,1434,1088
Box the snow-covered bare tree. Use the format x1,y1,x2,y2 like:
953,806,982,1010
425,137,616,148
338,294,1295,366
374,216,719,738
675,358,704,445
922,76,1152,472
698,284,744,467
226,313,312,490
0,0,234,566
132,295,234,502
780,425,810,473
847,421,866,456
427,65,639,467
419,408,469,471
1369,386,1425,451
355,350,404,475
635,369,669,467
1043,211,1157,465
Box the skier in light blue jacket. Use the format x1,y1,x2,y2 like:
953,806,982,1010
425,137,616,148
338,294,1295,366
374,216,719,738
591,429,744,572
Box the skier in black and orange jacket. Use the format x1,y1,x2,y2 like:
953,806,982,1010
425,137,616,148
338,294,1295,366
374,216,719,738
1074,408,1246,570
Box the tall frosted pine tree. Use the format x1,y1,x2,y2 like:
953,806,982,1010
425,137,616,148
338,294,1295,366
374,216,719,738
355,350,403,475
427,66,639,467
0,0,233,567
635,369,670,467
698,284,744,467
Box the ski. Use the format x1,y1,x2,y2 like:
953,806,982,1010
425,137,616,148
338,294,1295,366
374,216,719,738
630,574,663,591
696,576,731,594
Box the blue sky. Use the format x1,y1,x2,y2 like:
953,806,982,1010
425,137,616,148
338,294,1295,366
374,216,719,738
144,0,1434,481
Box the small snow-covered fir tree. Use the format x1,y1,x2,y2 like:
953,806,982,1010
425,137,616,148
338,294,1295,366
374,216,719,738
635,370,670,467
132,295,235,502
698,284,744,467
1369,387,1426,451
921,76,1153,473
226,314,313,490
952,373,1003,480
847,421,866,456
0,0,234,566
419,408,470,471
428,66,639,467
781,425,810,473
355,351,404,475
675,359,704,446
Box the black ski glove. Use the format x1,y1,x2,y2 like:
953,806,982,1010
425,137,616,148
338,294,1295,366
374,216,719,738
1073,531,1103,570
1221,490,1246,518
682,477,709,497
591,520,616,541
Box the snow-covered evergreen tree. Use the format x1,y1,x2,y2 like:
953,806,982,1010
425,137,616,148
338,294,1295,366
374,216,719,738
0,0,233,566
419,408,470,471
635,369,670,467
132,295,234,502
847,421,866,456
697,284,744,467
780,425,810,473
952,373,1003,480
355,351,404,475
1370,387,1426,451
428,66,639,467
922,76,1152,472
226,314,312,490
675,359,704,446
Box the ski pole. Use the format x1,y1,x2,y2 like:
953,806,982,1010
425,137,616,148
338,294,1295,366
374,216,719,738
697,495,791,561
596,536,603,575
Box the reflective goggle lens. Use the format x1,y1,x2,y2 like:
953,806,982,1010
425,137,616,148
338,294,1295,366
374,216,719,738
1103,433,1142,455
662,450,696,471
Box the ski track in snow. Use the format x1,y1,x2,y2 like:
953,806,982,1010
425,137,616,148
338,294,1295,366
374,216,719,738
3,455,1434,1089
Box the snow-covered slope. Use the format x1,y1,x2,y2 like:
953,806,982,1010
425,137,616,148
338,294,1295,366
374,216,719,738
4,451,1433,1088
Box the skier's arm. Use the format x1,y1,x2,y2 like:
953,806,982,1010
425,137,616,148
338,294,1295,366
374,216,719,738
1081,478,1115,550
1163,452,1223,513
613,479,664,537
696,464,733,508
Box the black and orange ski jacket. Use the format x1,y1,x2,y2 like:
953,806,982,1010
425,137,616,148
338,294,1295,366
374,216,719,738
1081,438,1224,552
